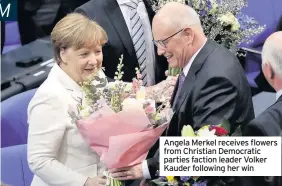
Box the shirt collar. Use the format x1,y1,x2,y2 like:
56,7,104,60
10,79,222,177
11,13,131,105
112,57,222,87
52,63,83,93
117,0,134,5
276,89,282,100
183,38,207,77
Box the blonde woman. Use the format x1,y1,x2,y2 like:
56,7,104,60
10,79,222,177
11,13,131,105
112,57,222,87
27,13,108,186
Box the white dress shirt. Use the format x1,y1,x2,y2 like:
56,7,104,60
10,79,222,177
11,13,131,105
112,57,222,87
182,38,207,76
276,89,282,100
117,0,156,86
142,38,207,179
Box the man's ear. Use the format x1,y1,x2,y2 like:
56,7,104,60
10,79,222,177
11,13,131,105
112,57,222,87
265,62,275,79
183,27,194,45
60,48,68,64
268,63,275,79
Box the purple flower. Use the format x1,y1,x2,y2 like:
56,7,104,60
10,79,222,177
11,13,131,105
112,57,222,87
199,9,207,16
236,13,259,31
205,0,212,10
209,125,215,130
180,176,191,182
159,176,167,181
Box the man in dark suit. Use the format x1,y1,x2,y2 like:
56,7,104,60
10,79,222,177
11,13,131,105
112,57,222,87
108,2,254,185
243,31,282,137
241,31,282,186
17,0,89,45
75,0,168,86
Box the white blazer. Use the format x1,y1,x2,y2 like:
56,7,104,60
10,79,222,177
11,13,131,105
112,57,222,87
27,63,104,186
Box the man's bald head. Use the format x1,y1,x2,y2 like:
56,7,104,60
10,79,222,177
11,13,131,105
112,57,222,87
262,31,282,77
153,2,202,30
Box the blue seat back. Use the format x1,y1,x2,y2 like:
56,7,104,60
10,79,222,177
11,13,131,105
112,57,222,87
1,89,37,147
1,144,33,186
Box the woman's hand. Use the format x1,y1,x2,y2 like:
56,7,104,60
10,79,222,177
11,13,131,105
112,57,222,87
84,176,107,186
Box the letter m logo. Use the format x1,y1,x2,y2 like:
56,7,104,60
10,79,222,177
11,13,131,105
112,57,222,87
0,0,17,21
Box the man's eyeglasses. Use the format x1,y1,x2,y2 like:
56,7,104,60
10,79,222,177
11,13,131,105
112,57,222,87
153,29,184,48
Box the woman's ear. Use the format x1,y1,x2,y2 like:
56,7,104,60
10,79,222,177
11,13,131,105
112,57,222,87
60,48,68,65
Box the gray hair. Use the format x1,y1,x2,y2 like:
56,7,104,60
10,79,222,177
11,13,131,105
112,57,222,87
262,35,282,78
156,2,203,31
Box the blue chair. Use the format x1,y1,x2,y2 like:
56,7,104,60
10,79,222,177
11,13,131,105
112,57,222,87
1,144,33,186
1,89,37,147
3,21,22,54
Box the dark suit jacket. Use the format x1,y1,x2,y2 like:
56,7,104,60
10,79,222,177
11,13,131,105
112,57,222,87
243,95,282,136
239,95,282,186
147,39,255,180
75,0,167,83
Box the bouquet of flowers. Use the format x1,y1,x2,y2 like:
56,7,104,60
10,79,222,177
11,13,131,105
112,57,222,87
69,56,173,186
152,0,265,75
150,120,242,186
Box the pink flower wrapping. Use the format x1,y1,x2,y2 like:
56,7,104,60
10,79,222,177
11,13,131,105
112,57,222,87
76,105,168,168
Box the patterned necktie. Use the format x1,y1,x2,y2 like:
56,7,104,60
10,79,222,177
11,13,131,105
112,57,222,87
177,72,185,93
125,0,148,86
172,72,185,109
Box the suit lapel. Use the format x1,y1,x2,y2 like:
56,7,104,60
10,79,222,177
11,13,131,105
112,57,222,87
276,95,282,103
52,64,84,104
173,40,216,113
170,78,179,106
104,0,136,58
143,0,154,25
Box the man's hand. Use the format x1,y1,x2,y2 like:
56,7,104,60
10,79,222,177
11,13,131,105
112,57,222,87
149,75,178,101
109,164,143,180
145,75,177,100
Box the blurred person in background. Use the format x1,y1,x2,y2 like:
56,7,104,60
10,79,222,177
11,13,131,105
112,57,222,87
243,31,282,186
75,0,168,85
17,0,89,45
243,32,282,136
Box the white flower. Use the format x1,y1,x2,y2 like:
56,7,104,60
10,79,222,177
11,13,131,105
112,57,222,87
107,82,117,89
91,69,107,86
231,20,241,31
124,83,133,92
219,12,240,31
136,86,146,100
81,97,91,108
209,1,218,14
80,106,91,118
197,128,217,137
122,98,144,110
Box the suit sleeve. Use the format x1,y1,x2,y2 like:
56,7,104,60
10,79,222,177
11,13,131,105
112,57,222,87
243,119,267,136
27,94,88,186
145,149,160,179
192,77,239,131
